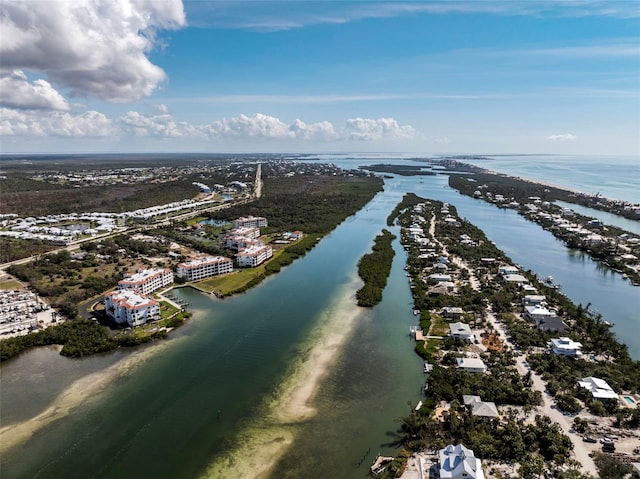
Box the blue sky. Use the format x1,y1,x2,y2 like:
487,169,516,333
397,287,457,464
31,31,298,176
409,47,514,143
1,0,638,155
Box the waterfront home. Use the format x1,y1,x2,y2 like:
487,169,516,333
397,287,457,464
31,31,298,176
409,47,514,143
177,256,234,281
463,395,500,419
522,295,546,306
524,305,555,321
118,268,174,295
442,307,464,320
503,273,528,285
535,315,568,333
427,273,452,284
104,290,160,327
456,357,487,373
438,443,486,479
548,337,583,357
449,322,473,341
578,377,618,400
499,265,519,276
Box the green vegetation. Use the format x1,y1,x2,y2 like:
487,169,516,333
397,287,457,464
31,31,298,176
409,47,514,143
207,175,383,234
356,229,396,307
387,192,423,226
0,319,168,361
0,237,58,264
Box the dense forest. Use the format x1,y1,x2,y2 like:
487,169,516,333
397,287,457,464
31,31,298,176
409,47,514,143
355,229,396,307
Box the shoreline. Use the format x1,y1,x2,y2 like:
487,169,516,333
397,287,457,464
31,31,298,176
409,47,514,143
0,338,170,455
199,277,365,479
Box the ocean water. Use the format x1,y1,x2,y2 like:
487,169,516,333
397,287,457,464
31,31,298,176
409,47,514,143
459,155,639,205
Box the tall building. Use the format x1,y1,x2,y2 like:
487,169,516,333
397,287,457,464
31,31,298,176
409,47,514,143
104,290,160,327
118,268,174,295
177,256,234,281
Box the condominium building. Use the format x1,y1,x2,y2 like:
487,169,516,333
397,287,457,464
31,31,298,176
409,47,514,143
236,245,273,268
118,268,174,295
177,256,234,281
104,290,160,327
233,216,268,229
229,226,260,240
226,235,261,251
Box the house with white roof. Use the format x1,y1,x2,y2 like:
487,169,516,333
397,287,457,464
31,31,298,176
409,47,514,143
578,377,618,400
548,337,583,357
438,444,486,479
524,305,555,322
449,322,473,341
456,357,487,373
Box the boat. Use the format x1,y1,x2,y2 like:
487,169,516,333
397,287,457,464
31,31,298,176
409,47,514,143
544,275,554,284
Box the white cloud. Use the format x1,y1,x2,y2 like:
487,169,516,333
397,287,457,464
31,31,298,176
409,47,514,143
0,108,115,137
0,0,186,104
547,133,577,141
344,117,418,141
4,105,418,144
0,70,69,110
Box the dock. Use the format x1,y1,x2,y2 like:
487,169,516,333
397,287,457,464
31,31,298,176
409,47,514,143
370,455,394,476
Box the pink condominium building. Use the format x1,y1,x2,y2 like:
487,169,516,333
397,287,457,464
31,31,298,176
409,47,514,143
118,268,174,295
236,245,273,268
177,256,234,281
105,290,160,327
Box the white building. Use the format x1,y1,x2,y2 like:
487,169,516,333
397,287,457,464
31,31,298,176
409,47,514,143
104,290,160,327
439,444,486,479
233,216,268,229
524,305,555,322
177,256,234,281
456,357,487,373
229,226,260,240
578,377,618,400
236,245,273,268
548,337,583,357
226,235,261,251
118,268,173,295
449,322,473,341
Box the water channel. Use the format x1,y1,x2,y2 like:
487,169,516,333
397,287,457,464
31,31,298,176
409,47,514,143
1,161,638,478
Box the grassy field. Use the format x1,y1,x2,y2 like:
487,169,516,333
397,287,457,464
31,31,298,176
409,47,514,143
0,280,23,290
195,249,286,296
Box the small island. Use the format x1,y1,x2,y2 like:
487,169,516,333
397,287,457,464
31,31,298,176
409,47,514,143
356,229,396,307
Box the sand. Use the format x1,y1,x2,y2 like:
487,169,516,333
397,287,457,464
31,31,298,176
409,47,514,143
0,339,170,455
199,277,365,479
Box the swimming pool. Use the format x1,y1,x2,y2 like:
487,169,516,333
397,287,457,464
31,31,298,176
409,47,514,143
623,396,636,405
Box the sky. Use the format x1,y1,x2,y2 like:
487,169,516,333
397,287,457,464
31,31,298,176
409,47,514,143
1,0,639,155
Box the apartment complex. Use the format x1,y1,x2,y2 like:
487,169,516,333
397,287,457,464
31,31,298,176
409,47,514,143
229,226,260,240
233,216,268,229
104,290,160,327
118,268,174,295
177,256,234,281
236,245,273,268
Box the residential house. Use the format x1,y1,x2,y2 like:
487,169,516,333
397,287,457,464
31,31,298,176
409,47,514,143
548,337,583,357
438,444,486,479
578,377,618,400
462,395,500,419
456,357,487,373
449,322,473,341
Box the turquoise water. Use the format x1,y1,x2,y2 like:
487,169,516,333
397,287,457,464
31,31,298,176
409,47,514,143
1,158,638,479
624,396,636,405
460,154,640,204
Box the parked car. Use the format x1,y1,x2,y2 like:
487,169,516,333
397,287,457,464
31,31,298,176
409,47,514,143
600,437,614,445
583,436,597,443
602,442,615,453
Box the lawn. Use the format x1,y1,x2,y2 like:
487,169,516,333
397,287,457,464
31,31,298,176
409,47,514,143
0,280,23,290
